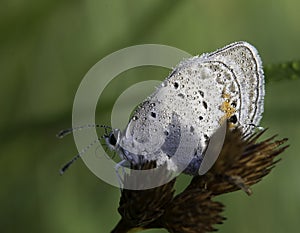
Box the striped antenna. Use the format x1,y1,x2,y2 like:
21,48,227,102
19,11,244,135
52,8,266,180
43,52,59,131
56,124,111,138
59,137,104,175
58,124,112,174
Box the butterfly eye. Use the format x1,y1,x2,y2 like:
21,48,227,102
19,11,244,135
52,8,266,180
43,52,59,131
108,133,117,146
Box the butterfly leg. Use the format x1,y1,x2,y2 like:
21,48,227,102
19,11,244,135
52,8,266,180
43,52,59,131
115,159,129,189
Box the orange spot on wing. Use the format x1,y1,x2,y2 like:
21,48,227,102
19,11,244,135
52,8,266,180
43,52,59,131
219,91,236,127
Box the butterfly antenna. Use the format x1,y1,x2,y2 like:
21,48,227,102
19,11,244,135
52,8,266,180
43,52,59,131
59,138,101,175
57,124,112,139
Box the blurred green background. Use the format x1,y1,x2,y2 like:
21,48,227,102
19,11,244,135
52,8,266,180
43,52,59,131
1,0,299,232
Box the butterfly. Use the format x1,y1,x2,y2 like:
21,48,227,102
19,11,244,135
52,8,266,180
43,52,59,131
104,41,264,175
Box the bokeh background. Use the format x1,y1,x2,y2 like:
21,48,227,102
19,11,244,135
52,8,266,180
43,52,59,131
1,0,300,232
